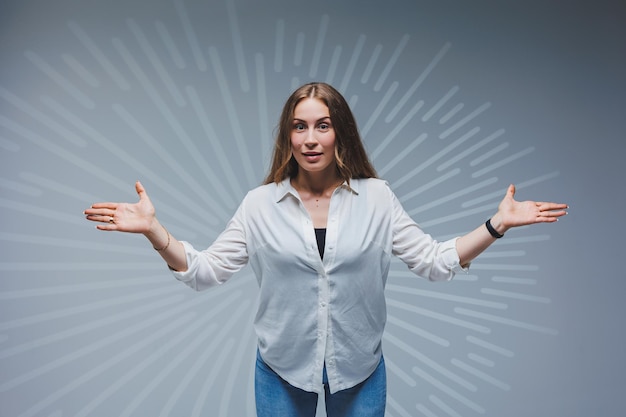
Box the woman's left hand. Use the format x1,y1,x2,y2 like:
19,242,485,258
492,184,568,234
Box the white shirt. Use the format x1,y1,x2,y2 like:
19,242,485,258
172,178,467,394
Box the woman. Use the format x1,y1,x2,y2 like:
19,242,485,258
84,82,567,416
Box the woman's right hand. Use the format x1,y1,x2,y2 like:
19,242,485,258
84,181,156,234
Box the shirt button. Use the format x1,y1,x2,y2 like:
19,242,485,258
320,302,326,308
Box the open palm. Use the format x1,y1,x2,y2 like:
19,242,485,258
84,181,156,233
498,184,568,229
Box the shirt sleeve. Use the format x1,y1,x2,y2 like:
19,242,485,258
171,199,249,291
387,183,468,281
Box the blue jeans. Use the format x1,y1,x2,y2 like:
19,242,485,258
255,350,386,417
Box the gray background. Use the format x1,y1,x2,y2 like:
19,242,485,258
1,0,624,416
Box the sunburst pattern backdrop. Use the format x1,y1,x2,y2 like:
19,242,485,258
1,0,625,416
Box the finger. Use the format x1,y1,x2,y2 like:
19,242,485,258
90,202,119,210
507,184,516,199
136,181,148,201
84,208,115,216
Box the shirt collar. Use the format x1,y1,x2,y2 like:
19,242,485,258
275,178,359,203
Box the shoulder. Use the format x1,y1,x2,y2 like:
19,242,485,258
351,178,393,196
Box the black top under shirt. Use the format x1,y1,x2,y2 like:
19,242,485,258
314,228,326,260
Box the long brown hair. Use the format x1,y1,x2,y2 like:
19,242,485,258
263,82,377,184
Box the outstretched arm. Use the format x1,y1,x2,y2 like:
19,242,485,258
456,184,568,267
84,181,188,272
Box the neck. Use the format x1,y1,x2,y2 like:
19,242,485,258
292,171,342,196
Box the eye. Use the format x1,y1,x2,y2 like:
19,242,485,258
293,122,306,132
317,122,331,131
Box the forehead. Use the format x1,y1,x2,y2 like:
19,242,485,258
293,98,329,119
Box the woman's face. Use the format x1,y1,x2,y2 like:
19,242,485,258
290,98,337,177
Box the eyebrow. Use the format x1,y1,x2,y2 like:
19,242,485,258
292,116,331,123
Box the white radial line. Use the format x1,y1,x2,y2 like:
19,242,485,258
255,54,272,169
387,298,490,334
387,314,450,347
0,261,161,271
480,288,551,303
0,178,40,196
218,305,257,417
338,34,366,92
174,0,207,71
113,102,233,219
127,19,186,107
465,171,560,208
422,86,459,122
399,167,460,205
23,51,95,109
386,284,507,309
325,45,342,85
208,46,257,186
155,20,186,69
308,14,330,78
360,81,398,138
0,135,19,151
374,34,409,92
157,303,249,417
439,102,491,139
385,356,417,387
467,353,495,368
76,319,218,417
226,0,250,91
470,141,508,167
437,129,505,172
0,291,181,358
190,338,238,417
378,133,428,176
361,44,382,84
471,263,539,272
294,32,305,66
451,358,511,391
0,276,168,301
120,315,237,417
112,40,234,216
274,19,285,72
17,171,106,205
67,21,130,90
416,403,439,417
384,333,477,392
371,100,423,160
0,285,172,330
1,289,241,395
393,126,481,189
0,89,85,143
61,54,100,87
38,94,219,227
477,250,526,259
455,307,558,335
439,103,463,124
185,86,243,200
0,196,88,227
111,309,206,416
12,313,193,417
411,366,485,414
418,202,496,228
472,146,535,178
386,42,451,123
387,395,413,417
75,299,237,417
429,394,463,417
406,175,496,216
491,276,538,285
466,335,514,358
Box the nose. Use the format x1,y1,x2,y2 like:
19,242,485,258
303,129,318,146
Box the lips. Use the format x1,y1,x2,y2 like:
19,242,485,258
303,152,322,162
